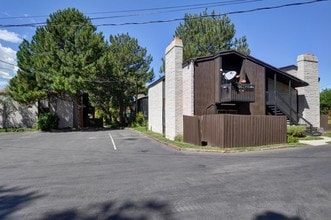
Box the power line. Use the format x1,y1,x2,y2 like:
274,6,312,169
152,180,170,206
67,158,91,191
89,0,267,15
0,0,327,28
0,0,269,21
0,59,17,67
0,67,15,71
95,0,330,26
90,0,269,21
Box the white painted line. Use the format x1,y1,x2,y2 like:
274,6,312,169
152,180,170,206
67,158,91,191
108,132,117,150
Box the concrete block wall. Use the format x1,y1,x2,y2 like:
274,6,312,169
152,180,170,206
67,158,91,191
296,54,320,127
165,37,183,140
148,80,164,134
182,61,194,116
57,99,74,129
0,99,37,128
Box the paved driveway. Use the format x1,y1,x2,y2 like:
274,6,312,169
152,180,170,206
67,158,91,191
0,129,330,220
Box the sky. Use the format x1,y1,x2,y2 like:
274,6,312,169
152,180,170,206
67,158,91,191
0,0,330,90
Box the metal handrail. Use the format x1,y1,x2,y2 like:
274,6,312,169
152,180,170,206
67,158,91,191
275,91,298,124
268,91,313,133
297,113,313,135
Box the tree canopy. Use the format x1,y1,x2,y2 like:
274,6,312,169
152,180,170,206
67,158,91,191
174,10,250,61
8,39,46,105
9,8,154,125
9,8,105,104
320,88,331,115
89,33,153,123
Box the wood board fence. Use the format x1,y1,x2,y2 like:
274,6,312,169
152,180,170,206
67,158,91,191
183,114,287,148
320,115,331,131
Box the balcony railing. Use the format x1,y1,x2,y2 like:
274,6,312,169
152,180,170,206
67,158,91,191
220,83,255,103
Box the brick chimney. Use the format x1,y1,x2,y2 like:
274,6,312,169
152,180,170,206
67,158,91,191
296,53,320,128
165,36,183,140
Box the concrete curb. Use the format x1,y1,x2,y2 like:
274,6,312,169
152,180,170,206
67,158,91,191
299,136,331,146
129,128,313,154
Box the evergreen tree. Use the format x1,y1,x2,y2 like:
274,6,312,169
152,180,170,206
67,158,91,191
175,10,250,61
9,8,105,103
9,8,105,127
9,40,46,105
89,33,153,124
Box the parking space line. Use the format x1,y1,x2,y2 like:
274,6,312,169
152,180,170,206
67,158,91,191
108,132,117,150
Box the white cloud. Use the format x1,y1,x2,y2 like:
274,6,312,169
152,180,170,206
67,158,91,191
0,43,17,88
0,80,9,88
0,29,22,43
0,71,12,80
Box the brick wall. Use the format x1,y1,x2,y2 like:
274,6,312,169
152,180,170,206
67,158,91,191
297,54,320,127
182,61,194,116
148,80,164,134
0,95,37,128
165,37,183,140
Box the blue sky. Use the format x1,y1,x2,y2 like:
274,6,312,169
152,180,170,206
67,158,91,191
0,0,330,90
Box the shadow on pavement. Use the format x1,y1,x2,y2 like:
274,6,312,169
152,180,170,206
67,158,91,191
40,199,175,220
253,211,302,220
48,127,125,133
0,185,44,219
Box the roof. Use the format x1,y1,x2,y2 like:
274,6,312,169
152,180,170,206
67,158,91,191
279,65,298,72
184,50,308,88
0,89,8,95
148,75,165,89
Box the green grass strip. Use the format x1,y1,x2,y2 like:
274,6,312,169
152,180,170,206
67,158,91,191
132,126,303,153
0,128,37,133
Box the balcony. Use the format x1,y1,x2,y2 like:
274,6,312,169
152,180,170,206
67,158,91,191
220,83,255,103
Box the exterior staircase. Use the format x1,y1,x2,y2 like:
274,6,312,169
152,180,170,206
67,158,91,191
266,91,319,135
267,104,291,124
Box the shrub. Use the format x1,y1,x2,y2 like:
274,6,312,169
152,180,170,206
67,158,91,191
287,135,299,143
133,112,147,127
37,112,59,131
287,125,306,137
175,134,183,142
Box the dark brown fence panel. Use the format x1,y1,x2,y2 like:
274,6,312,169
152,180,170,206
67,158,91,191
183,115,201,146
321,115,331,131
200,114,287,148
200,114,225,147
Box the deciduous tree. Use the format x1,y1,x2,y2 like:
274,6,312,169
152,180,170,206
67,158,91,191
320,88,331,115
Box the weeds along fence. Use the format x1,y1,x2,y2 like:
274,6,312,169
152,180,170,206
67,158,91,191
183,114,287,148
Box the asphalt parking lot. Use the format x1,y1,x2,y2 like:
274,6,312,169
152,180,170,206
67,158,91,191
0,129,330,220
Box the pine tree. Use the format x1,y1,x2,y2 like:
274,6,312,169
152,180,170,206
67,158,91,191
89,33,153,124
175,10,250,61
9,8,105,127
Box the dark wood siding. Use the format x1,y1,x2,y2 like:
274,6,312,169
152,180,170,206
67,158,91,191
194,59,217,115
214,57,221,103
193,53,266,116
245,59,266,115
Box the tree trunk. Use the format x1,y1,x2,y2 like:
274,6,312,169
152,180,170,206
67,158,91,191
73,95,83,129
119,101,125,125
77,96,84,129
